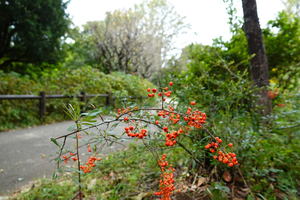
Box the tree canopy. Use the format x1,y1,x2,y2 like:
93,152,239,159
67,0,189,79
0,0,70,73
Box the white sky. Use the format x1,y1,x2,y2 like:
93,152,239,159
66,0,285,51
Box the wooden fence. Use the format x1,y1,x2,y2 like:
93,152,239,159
0,92,147,118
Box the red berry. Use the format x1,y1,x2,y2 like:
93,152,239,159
228,163,234,167
158,92,163,96
155,121,159,125
152,88,157,93
147,88,150,92
228,143,233,147
169,82,173,86
213,155,217,159
190,101,195,105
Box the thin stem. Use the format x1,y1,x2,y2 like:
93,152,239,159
237,166,255,199
57,137,67,169
76,124,82,200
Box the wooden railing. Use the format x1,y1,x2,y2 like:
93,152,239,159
0,92,147,117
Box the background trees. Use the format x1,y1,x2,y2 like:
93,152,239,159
0,0,70,74
69,0,189,79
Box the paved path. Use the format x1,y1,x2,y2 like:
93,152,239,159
0,117,145,195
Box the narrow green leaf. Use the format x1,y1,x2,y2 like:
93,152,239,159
51,138,60,148
110,122,119,129
65,173,84,188
67,124,77,132
64,167,85,175
52,170,57,180
83,131,89,136
107,134,119,139
58,167,63,173
87,109,102,117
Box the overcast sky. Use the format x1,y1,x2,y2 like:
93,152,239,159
66,0,285,51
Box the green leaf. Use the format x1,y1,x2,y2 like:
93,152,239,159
87,109,102,117
110,122,119,129
214,183,230,194
58,167,63,173
52,170,57,180
51,138,60,148
65,173,84,188
67,124,77,132
64,167,85,175
83,131,89,136
107,134,119,139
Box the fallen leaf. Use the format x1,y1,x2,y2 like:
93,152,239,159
197,177,207,187
135,192,152,200
223,170,232,182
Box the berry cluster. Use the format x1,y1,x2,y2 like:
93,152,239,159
87,144,92,152
155,154,176,200
124,126,147,139
117,107,130,115
214,151,238,167
184,109,206,129
205,139,239,167
80,156,102,173
147,82,173,100
76,132,82,139
268,88,278,99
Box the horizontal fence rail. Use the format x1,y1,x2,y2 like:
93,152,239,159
0,92,147,119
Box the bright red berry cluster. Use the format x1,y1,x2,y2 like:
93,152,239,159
124,127,147,139
80,156,102,173
147,82,173,100
205,138,239,167
268,88,278,99
155,154,176,200
184,108,206,129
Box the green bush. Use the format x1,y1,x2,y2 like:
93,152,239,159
0,66,155,131
160,50,300,198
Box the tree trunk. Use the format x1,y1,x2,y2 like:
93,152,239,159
242,0,272,116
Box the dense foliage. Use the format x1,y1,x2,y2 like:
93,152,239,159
0,67,155,131
0,0,70,74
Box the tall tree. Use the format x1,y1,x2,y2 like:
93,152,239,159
0,0,70,72
242,0,272,116
81,0,189,79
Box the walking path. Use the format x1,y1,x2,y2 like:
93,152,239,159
0,117,138,196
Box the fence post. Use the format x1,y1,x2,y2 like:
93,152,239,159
106,92,111,107
80,91,86,112
39,91,46,119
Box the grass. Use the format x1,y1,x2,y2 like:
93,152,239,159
11,143,188,200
